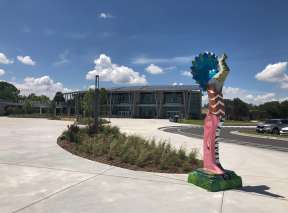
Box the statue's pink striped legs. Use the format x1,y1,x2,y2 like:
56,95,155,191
203,113,224,174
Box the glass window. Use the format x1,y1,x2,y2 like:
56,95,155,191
140,93,155,104
164,93,182,104
265,120,279,124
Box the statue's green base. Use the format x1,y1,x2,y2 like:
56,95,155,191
188,169,242,192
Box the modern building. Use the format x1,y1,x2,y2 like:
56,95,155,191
63,85,201,119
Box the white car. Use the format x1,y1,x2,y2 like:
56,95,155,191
280,126,288,135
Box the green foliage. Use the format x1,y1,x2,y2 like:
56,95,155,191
224,98,249,120
26,93,50,103
4,106,23,115
0,81,20,101
53,91,65,103
23,100,33,114
62,124,80,143
223,98,288,121
82,89,94,117
77,117,110,126
59,124,201,173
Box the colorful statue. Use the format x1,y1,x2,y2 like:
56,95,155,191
188,52,242,191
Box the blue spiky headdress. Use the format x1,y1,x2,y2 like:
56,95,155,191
190,52,219,91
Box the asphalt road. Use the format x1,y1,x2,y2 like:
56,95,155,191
162,126,288,152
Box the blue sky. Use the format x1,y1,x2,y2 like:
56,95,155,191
0,0,288,104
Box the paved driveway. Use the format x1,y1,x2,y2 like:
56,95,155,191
0,117,287,213
162,125,288,152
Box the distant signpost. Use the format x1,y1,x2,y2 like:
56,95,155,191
94,75,100,134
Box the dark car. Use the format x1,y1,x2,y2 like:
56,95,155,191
256,119,288,135
169,115,180,123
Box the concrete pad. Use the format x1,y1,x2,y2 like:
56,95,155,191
18,152,112,174
103,166,188,184
18,174,223,213
0,145,65,164
240,174,288,199
0,164,94,213
1,117,288,212
222,191,288,213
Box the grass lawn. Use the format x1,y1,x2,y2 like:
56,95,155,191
239,130,288,138
180,119,257,126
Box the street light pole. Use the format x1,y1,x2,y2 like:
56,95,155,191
94,75,100,133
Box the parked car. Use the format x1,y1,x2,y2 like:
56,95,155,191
256,119,288,135
169,115,180,123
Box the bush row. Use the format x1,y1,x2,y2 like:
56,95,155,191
59,124,202,173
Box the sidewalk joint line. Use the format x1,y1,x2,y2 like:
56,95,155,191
219,191,224,213
0,162,110,175
12,166,115,213
12,174,100,213
97,172,189,186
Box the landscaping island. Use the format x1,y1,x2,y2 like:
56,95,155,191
58,123,202,173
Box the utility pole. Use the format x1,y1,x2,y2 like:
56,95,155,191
94,75,100,133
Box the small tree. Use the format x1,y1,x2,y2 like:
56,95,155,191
23,100,33,114
0,81,20,102
82,89,94,117
53,92,65,103
100,88,108,116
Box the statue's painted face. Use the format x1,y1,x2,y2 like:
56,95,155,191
208,68,218,80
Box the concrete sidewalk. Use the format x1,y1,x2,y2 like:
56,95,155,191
0,117,287,213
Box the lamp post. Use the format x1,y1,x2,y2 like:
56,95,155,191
94,75,100,133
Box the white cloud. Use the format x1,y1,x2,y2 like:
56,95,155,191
0,53,13,64
86,54,147,85
255,62,288,89
14,75,71,98
145,64,163,74
172,82,183,86
98,13,113,19
89,85,95,90
0,69,5,76
164,66,177,71
53,50,69,66
181,70,192,77
222,86,287,105
202,86,288,106
17,56,36,66
132,55,192,65
202,94,208,105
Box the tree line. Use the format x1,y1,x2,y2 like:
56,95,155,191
222,98,288,121
1,81,287,120
0,81,108,116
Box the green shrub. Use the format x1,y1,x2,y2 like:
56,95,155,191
59,124,202,173
77,117,110,125
63,124,80,143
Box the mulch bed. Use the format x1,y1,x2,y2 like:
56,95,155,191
57,138,198,174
